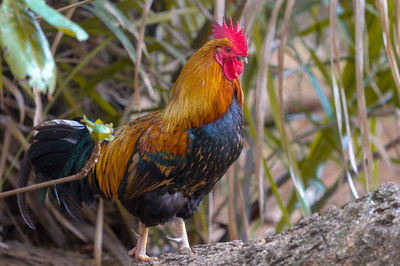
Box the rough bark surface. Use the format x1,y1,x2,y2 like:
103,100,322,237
143,182,400,265
1,182,400,265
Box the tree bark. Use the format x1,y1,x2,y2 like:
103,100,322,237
144,182,400,265
2,182,400,265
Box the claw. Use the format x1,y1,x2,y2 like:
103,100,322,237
128,246,156,262
128,222,155,262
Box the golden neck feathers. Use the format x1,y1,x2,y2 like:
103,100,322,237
160,39,243,130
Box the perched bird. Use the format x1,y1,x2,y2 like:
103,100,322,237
18,17,248,262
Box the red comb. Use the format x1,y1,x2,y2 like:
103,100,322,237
212,17,248,56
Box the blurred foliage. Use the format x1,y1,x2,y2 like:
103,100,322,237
1,0,400,264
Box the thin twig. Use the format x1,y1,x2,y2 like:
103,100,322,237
0,142,101,199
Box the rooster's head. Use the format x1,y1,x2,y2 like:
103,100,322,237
212,17,248,81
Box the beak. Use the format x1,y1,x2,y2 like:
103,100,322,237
237,56,248,64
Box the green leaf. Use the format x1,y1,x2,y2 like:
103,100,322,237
0,0,56,94
81,115,114,142
25,0,88,41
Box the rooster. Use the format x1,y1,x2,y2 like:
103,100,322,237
18,18,248,262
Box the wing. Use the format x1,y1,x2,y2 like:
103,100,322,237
118,122,194,200
90,112,194,200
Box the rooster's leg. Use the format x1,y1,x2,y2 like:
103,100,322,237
128,222,155,262
176,218,190,250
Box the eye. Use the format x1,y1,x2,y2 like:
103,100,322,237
226,47,231,53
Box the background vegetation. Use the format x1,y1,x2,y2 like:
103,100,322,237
1,0,400,265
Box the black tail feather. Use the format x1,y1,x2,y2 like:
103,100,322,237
17,152,36,230
18,118,97,229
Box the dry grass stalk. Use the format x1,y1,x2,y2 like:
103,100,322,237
330,0,359,198
0,115,27,149
2,76,25,123
354,0,372,190
95,199,104,266
376,0,400,93
33,88,43,126
226,165,238,240
0,130,11,189
121,0,153,122
239,0,266,35
133,0,153,111
237,182,249,239
214,0,225,22
395,1,400,57
45,199,89,243
277,0,308,207
254,0,283,224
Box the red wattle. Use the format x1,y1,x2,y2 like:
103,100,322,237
223,60,243,81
